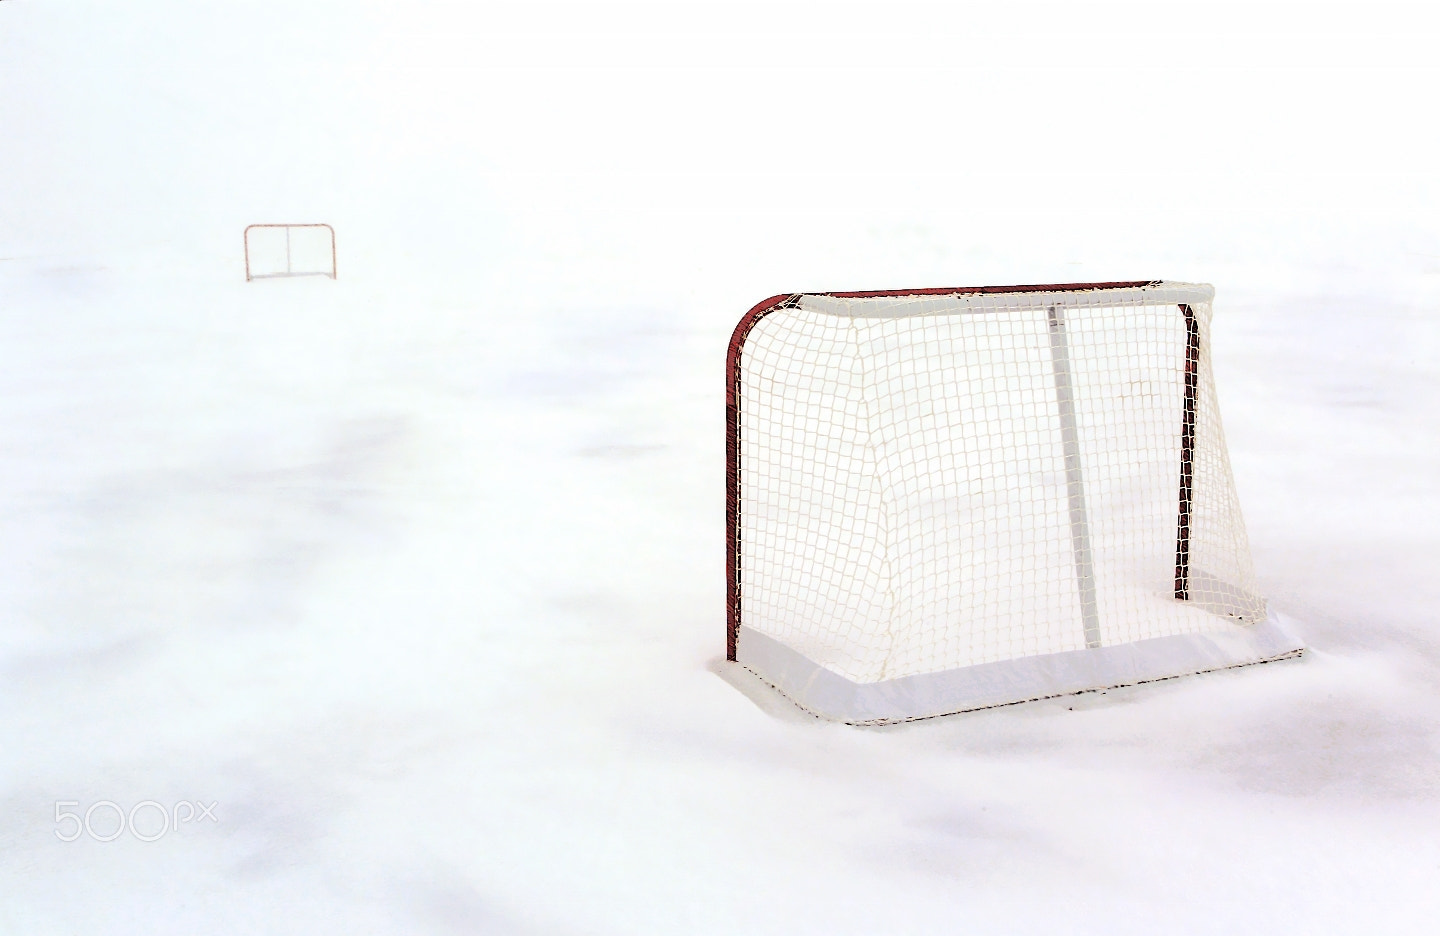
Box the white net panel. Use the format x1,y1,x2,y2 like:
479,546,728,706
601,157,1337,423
244,224,336,280
733,283,1263,686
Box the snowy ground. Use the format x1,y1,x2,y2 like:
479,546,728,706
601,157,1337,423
3,2,1440,933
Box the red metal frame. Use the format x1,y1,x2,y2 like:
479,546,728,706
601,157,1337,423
822,281,1158,299
244,223,337,281
726,281,1188,662
1174,304,1200,600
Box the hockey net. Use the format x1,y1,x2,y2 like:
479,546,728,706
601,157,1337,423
726,282,1299,722
244,224,336,281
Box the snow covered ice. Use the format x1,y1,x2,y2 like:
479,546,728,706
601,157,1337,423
3,2,1440,933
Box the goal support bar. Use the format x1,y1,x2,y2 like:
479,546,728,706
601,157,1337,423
1047,304,1101,649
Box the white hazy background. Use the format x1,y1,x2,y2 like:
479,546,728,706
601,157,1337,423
3,1,1439,932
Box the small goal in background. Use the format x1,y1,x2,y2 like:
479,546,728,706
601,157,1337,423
244,224,336,281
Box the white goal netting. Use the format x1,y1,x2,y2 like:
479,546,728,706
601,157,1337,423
729,282,1288,719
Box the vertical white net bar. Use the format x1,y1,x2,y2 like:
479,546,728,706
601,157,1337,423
1046,304,1100,649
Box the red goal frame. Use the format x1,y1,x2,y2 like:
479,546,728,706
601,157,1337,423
724,281,1205,663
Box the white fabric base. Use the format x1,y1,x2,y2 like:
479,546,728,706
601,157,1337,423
736,616,1304,725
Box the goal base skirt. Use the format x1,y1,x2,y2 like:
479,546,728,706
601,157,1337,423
245,271,335,280
736,617,1304,725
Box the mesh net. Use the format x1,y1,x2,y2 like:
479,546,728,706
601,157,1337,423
732,283,1262,685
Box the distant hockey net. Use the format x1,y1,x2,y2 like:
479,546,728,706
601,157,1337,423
244,224,336,281
726,282,1300,723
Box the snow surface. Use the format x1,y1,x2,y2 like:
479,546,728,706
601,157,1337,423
3,1,1440,932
